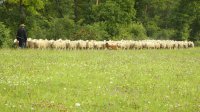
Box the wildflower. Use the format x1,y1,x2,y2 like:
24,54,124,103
75,103,81,107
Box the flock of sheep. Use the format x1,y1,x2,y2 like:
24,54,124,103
14,38,194,50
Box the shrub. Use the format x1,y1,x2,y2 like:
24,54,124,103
146,21,160,38
115,22,147,40
176,23,190,41
28,16,75,40
29,21,47,39
47,16,74,40
72,22,109,40
156,29,177,40
194,41,200,46
0,22,12,48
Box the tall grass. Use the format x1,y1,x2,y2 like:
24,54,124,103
0,48,200,112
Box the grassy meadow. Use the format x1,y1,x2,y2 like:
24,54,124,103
0,48,200,112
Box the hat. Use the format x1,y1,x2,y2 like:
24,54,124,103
20,24,25,27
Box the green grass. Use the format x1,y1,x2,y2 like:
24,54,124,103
0,48,200,112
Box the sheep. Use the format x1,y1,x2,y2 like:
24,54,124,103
26,38,36,48
77,40,87,50
32,39,39,48
52,39,67,50
145,42,155,49
166,42,174,49
188,41,194,48
86,40,95,50
154,42,161,49
69,41,78,50
94,41,106,50
13,39,19,48
160,42,167,49
65,39,70,49
14,39,195,50
178,41,184,49
49,39,55,48
118,40,131,50
129,41,136,49
183,41,188,48
173,41,179,49
36,39,51,49
134,41,142,50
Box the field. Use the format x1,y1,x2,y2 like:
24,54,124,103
0,48,200,112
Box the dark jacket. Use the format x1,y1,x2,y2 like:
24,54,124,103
16,28,27,42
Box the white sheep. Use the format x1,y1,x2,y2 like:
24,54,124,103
86,40,95,49
69,41,78,50
13,39,19,48
78,40,87,50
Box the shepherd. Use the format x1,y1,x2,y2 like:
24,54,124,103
16,24,27,48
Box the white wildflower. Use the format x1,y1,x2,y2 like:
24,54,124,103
75,103,81,107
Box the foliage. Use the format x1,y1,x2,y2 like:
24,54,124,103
115,22,147,40
92,0,136,24
145,21,160,38
0,22,12,48
0,0,200,48
47,16,75,40
156,29,176,40
72,22,109,40
194,41,200,46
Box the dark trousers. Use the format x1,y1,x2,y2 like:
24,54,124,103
18,39,26,48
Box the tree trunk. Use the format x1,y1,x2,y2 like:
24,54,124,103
96,0,99,5
19,0,25,24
